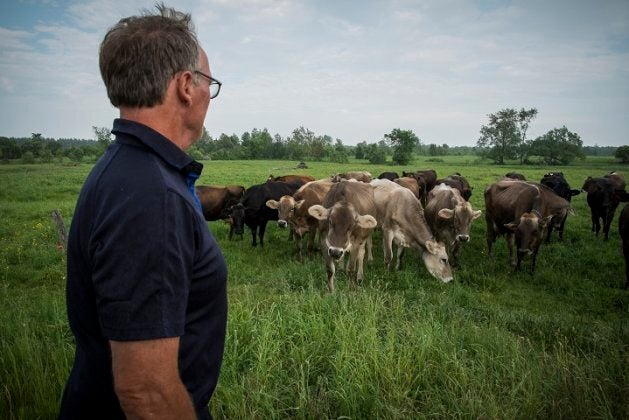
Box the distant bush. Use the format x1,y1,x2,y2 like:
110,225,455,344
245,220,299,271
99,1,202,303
425,158,444,163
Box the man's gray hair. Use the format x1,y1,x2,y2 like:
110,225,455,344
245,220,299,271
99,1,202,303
99,3,199,108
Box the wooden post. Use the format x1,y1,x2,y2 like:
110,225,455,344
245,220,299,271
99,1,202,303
51,209,68,252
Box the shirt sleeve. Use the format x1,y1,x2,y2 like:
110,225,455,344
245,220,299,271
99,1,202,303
89,187,197,341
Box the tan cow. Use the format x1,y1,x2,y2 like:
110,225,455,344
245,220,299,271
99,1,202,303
308,180,377,291
331,171,373,183
424,184,481,268
267,174,316,185
370,179,453,283
394,176,420,199
484,180,570,272
266,180,334,261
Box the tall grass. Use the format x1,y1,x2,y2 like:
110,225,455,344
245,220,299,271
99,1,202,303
1,158,628,419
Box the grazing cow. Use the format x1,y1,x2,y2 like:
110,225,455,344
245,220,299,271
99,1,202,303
195,185,245,222
370,179,453,282
539,172,580,242
504,172,526,180
231,181,301,247
331,171,373,183
266,180,334,261
435,173,473,201
267,174,315,185
226,203,245,240
424,184,482,268
618,203,629,289
582,173,626,240
394,176,420,199
308,180,378,291
484,180,570,272
402,169,437,204
377,171,399,181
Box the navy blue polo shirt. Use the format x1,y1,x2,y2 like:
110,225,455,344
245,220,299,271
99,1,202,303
60,119,228,419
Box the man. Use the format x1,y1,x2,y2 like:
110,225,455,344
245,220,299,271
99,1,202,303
59,5,227,419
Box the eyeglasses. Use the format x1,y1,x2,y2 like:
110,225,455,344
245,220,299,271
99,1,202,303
194,70,222,99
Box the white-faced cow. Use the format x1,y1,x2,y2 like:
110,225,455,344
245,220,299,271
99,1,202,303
484,180,570,272
331,171,373,183
424,184,482,268
582,173,626,240
539,172,580,242
308,180,378,291
370,179,453,282
266,180,334,261
231,181,301,247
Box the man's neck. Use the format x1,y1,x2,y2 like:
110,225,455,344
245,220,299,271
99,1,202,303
120,105,193,150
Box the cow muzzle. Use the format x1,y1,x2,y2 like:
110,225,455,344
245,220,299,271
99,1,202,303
277,220,288,228
328,247,345,260
518,248,533,256
456,234,470,242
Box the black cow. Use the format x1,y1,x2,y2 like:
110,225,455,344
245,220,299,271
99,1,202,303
504,172,526,181
581,175,625,240
231,181,301,247
539,172,580,242
618,203,629,289
377,171,399,181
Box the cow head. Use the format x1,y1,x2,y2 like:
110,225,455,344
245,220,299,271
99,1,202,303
437,202,482,243
228,203,245,236
421,240,453,283
266,195,298,229
505,212,551,259
308,203,377,260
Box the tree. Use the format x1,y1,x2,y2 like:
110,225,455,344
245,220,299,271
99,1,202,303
614,145,629,163
366,142,387,164
384,128,419,165
476,108,537,164
329,139,349,163
355,141,367,159
528,126,584,165
92,126,112,154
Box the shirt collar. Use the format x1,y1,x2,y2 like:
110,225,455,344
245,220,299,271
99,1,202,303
111,118,203,176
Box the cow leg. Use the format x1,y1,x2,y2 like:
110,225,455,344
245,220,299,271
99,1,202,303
250,225,258,247
355,241,367,286
382,230,395,269
545,218,554,244
294,232,303,262
258,220,268,247
593,211,600,236
557,214,567,241
366,236,373,264
306,229,317,256
624,239,629,289
321,241,336,292
506,233,517,267
450,242,461,269
486,221,496,256
396,246,405,271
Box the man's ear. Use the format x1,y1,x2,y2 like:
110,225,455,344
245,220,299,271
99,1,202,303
177,71,195,106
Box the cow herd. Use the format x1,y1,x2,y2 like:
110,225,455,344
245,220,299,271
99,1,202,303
196,169,629,291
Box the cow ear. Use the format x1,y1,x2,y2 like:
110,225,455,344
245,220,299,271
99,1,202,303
308,205,329,220
294,199,306,210
424,240,444,256
539,216,553,228
504,222,518,232
266,199,279,209
472,210,482,220
437,208,454,220
357,214,377,229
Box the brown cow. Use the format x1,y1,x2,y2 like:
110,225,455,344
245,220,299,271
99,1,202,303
331,171,373,183
308,180,378,291
195,185,245,222
504,172,526,181
424,184,481,268
402,169,437,204
394,176,420,199
435,173,473,201
484,180,570,272
370,179,453,282
267,174,315,185
266,180,334,261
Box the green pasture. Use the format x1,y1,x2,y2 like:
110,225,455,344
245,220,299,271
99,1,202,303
1,156,628,419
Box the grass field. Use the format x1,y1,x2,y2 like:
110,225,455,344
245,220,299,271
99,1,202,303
1,156,628,419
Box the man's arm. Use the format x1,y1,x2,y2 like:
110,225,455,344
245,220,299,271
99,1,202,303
110,337,196,419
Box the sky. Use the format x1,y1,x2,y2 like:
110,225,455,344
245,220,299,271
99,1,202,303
1,0,628,146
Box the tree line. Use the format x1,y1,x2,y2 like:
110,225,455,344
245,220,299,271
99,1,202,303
0,109,624,165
